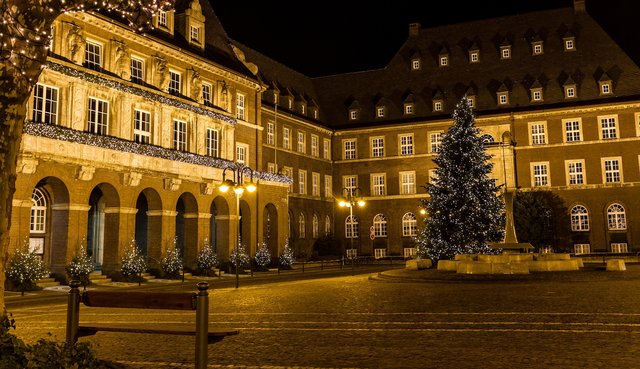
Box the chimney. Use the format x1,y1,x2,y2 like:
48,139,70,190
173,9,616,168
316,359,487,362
409,23,421,37
573,0,586,13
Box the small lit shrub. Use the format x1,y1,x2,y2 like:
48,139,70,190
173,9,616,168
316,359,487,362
7,238,49,295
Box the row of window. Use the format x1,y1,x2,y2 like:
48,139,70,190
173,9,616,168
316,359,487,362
343,212,418,239
410,36,576,71
527,115,640,145
530,156,636,187
266,122,331,159
271,91,320,120
342,133,436,160
570,203,628,232
342,171,420,197
574,243,629,254
293,213,332,239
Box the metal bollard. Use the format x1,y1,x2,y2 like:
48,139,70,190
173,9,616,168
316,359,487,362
195,282,209,369
65,280,81,345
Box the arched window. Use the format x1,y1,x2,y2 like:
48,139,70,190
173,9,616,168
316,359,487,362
324,215,331,235
30,188,47,233
402,212,417,236
570,205,589,231
312,214,319,238
373,213,387,237
607,203,626,230
345,215,359,238
298,213,306,238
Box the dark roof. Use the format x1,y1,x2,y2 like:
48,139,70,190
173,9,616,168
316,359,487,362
310,6,640,128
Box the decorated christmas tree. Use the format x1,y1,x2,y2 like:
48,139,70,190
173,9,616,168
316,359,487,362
7,238,49,295
416,97,505,263
254,242,271,271
197,237,218,276
66,237,93,287
121,238,146,281
279,238,294,269
162,236,183,278
230,238,250,270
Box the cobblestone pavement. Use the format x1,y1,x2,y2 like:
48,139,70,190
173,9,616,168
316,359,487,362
8,266,640,368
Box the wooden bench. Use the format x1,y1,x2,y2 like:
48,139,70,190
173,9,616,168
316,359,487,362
65,280,238,369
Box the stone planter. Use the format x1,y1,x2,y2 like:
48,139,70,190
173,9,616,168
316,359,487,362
406,259,432,270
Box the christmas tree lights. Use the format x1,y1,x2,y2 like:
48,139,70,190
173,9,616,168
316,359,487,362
196,237,218,276
230,239,249,269
65,237,93,287
279,238,294,269
7,238,49,295
120,238,146,279
254,242,271,271
162,236,183,278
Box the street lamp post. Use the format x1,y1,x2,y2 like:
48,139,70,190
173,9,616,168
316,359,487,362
218,163,257,288
338,187,365,274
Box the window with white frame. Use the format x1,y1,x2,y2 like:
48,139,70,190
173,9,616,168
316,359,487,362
611,243,628,253
530,122,547,145
371,174,386,196
498,92,509,105
298,170,307,194
312,172,320,197
190,25,200,43
297,131,306,153
564,119,582,142
402,212,417,237
324,175,332,198
205,128,219,157
311,135,318,157
88,97,109,135
531,89,543,102
84,40,102,70
574,244,590,254
343,175,357,193
299,213,306,238
566,160,585,185
532,162,549,187
325,215,331,235
400,171,416,195
32,83,59,124
570,205,589,231
565,86,576,99
301,104,306,115
467,96,475,108
283,127,291,149
433,100,443,112
130,57,144,83
376,107,385,118
30,188,47,233
345,215,359,238
236,93,246,120
603,158,621,183
169,70,181,95
607,203,626,230
343,139,356,160
236,143,248,165
564,38,575,51
287,97,293,109
532,42,543,55
157,10,167,27
599,116,617,139
411,59,420,70
470,51,479,63
373,214,387,237
404,103,414,115
404,247,417,258
312,214,319,238
439,55,448,66
267,163,276,174
429,132,443,153
323,138,330,159
266,122,275,145
600,82,612,95
374,249,387,259
202,82,213,105
400,134,414,155
349,110,358,120
501,46,511,59
173,119,187,151
133,109,151,144
371,137,384,158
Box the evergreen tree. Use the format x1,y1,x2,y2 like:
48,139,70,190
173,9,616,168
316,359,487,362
416,97,505,263
513,190,570,252
279,239,294,269
254,242,271,271
196,238,219,276
66,238,94,288
7,238,49,295
120,239,146,281
162,237,183,278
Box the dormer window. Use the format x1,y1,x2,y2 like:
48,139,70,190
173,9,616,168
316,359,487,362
466,96,475,108
498,92,509,105
411,59,421,70
532,42,543,55
565,85,576,99
469,51,479,63
154,10,174,34
404,103,414,115
301,103,306,115
288,97,293,109
564,37,576,51
190,25,200,43
376,107,385,118
349,110,358,120
273,92,279,104
439,55,448,67
600,81,612,95
433,100,443,112
500,46,511,59
531,88,543,102
158,11,167,27
313,109,318,120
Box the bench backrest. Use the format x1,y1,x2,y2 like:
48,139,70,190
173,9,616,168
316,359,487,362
82,291,197,310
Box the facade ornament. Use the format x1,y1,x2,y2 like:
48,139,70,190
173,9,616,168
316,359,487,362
67,24,85,65
123,171,142,187
113,40,130,80
200,182,214,195
77,165,95,181
163,178,182,191
154,56,170,92
17,158,39,174
218,80,229,111
190,69,203,102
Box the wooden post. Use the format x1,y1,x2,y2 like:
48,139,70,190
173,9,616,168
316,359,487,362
195,282,209,369
66,280,81,345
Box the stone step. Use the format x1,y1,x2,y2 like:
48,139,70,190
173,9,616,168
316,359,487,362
37,279,61,288
141,273,156,280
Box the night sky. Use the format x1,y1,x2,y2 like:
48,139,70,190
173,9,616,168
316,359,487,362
212,0,639,77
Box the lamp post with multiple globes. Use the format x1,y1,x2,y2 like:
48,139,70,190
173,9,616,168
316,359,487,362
338,187,365,273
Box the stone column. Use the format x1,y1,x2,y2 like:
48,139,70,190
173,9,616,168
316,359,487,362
146,210,177,268
102,206,137,272
50,203,91,274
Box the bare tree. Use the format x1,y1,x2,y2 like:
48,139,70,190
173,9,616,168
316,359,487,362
0,0,171,310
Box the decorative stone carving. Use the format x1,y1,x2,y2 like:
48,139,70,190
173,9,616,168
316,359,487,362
230,44,259,76
190,69,203,102
123,172,143,187
164,178,182,191
154,56,170,91
77,166,95,181
113,40,130,80
67,24,85,65
200,182,214,195
218,80,229,111
18,158,38,174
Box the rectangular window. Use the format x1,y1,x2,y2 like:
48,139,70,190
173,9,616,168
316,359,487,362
533,44,543,55
574,244,590,254
565,86,576,98
267,163,276,174
173,119,187,151
343,175,357,193
190,25,200,42
530,122,547,145
266,123,275,146
532,90,542,101
88,97,109,135
202,82,213,105
374,249,387,259
169,70,181,95
371,137,385,158
400,171,416,195
32,83,58,124
532,162,549,187
283,127,291,149
312,172,320,196
498,93,508,105
440,56,448,66
433,101,442,112
205,128,219,157
404,248,417,258
566,160,584,185
399,134,414,155
411,60,420,70
158,11,167,27
501,47,510,59
564,119,582,142
236,93,245,120
297,131,306,153
404,104,414,115
343,139,356,160
323,138,331,159
311,135,318,157
84,40,102,70
324,175,332,198
371,173,386,196
565,39,575,51
130,57,144,83
298,170,307,195
133,109,151,144
470,52,479,62
236,144,248,165
600,116,617,139
467,97,475,108
611,243,628,253
429,132,443,153
603,158,622,183
376,107,385,118
429,169,438,184
601,83,611,95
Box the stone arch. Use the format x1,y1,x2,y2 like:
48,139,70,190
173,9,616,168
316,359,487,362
135,188,162,262
263,203,278,257
211,196,230,260
87,182,120,271
176,192,199,265
31,176,70,272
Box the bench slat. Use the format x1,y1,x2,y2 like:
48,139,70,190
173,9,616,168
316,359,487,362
77,323,239,344
82,291,196,310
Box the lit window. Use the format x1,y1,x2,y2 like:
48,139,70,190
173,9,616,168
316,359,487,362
202,83,213,105
564,119,582,142
312,173,320,197
343,175,357,193
467,96,475,108
404,104,414,115
324,175,332,198
429,132,443,153
350,110,358,120
297,131,306,153
371,137,384,158
376,107,385,118
611,243,628,253
532,43,543,55
531,89,543,102
236,144,248,165
433,100,443,112
501,46,511,59
440,55,448,66
299,213,306,238
283,127,291,149
30,188,47,233
169,70,181,95
570,205,589,231
599,116,617,139
567,160,585,185
32,84,59,124
323,138,331,159
399,171,416,195
565,86,576,99
498,92,509,105
130,57,144,83
301,104,306,115
600,82,611,95
173,119,187,151
564,38,575,51
373,214,387,237
133,109,151,144
236,93,246,120
84,40,102,70
324,215,331,236
530,122,547,145
298,170,307,194
411,59,420,70
607,203,626,230
312,214,319,238
190,25,200,43
88,97,109,135
311,135,318,156
371,173,386,196
399,134,414,155
205,128,219,157
158,11,167,27
288,98,293,109
343,139,356,160
470,51,479,63
603,158,622,183
532,162,549,187
345,215,359,239
402,213,417,237
574,244,590,254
